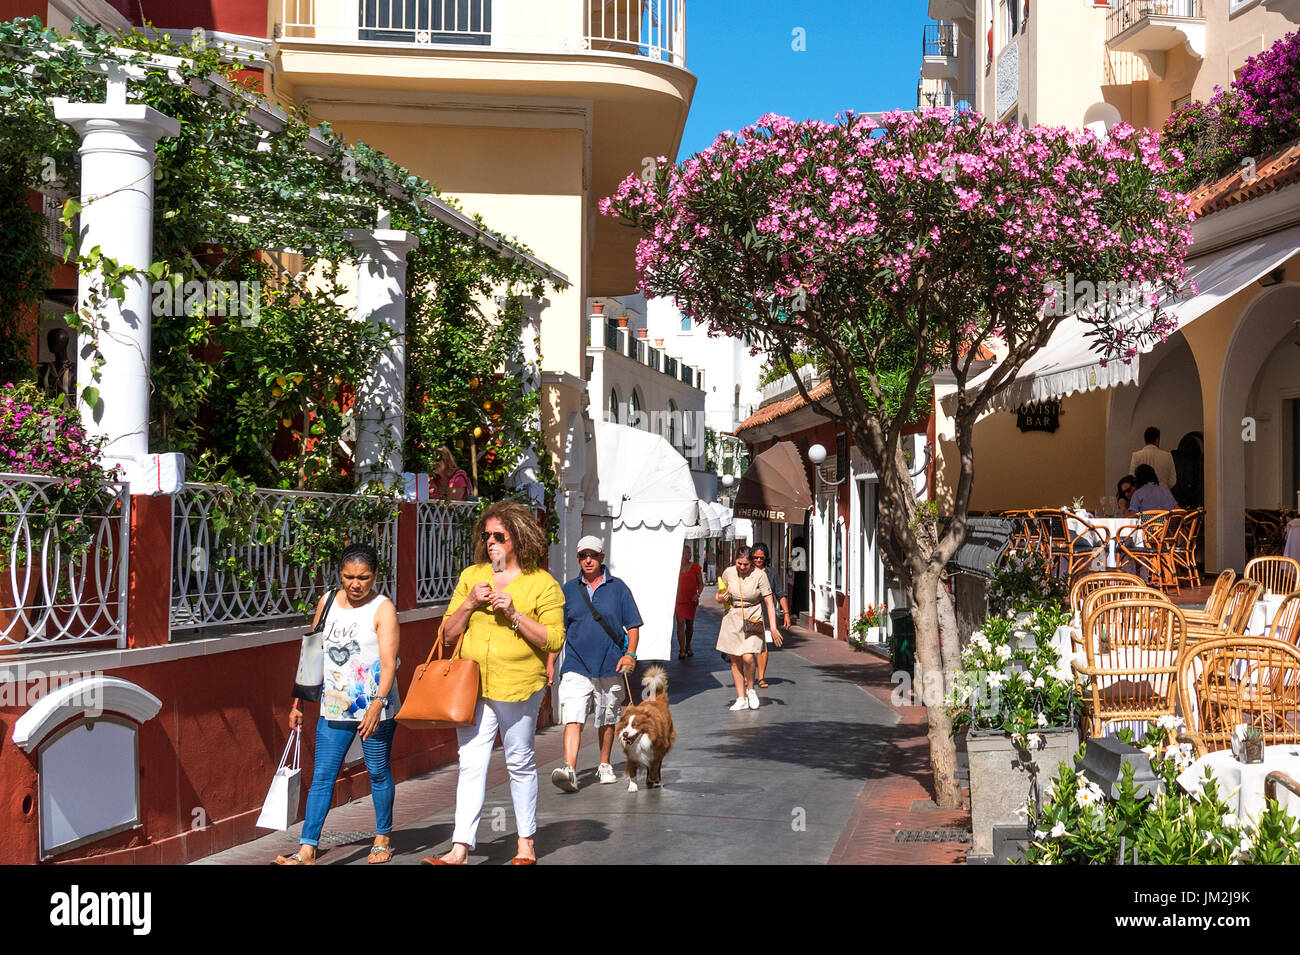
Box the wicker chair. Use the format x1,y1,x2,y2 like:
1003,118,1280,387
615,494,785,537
1073,584,1169,656
1030,509,1073,578
1059,511,1113,585
1068,571,1145,616
1075,598,1185,739
1003,509,1037,556
1170,507,1204,590
1268,593,1300,648
1244,556,1300,596
1246,509,1286,560
1175,636,1300,757
1115,510,1177,591
1182,569,1235,628
1186,579,1263,642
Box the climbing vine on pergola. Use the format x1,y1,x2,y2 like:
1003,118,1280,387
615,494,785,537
0,16,562,498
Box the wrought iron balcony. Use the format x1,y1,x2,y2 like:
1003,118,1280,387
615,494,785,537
1106,0,1205,77
275,0,688,68
921,20,960,81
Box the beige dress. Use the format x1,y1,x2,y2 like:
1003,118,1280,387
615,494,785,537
716,567,771,656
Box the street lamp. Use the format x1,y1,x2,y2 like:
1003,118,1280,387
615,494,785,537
807,443,846,487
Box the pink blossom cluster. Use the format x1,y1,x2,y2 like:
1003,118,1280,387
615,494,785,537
601,109,1193,364
0,383,114,483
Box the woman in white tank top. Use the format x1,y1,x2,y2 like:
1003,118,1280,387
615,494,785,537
276,543,401,865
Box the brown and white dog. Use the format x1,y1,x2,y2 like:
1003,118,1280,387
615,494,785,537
615,666,676,792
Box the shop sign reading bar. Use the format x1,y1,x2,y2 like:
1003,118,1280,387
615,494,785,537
1016,400,1061,433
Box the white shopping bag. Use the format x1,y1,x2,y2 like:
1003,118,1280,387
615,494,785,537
255,729,301,830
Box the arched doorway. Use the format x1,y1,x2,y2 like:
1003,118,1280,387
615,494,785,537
1216,283,1300,570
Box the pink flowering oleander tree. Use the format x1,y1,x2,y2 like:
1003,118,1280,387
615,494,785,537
603,109,1192,807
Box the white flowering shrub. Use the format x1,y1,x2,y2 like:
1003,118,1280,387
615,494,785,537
1026,723,1300,865
947,605,1079,743
987,548,1068,616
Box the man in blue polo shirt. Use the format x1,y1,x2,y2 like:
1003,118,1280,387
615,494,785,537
550,535,642,792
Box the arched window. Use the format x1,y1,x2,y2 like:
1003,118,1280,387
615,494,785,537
630,389,643,429
608,388,620,423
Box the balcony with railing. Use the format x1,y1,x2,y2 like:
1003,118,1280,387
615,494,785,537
921,20,960,81
274,0,688,68
1106,0,1205,77
917,82,973,111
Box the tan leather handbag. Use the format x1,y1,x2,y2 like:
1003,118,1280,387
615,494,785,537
737,581,765,637
396,622,480,729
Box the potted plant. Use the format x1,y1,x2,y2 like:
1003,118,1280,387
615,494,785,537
849,604,883,650
947,603,1081,858
1239,724,1265,765
987,549,1068,643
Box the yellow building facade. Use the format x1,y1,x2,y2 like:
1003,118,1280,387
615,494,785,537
925,0,1300,571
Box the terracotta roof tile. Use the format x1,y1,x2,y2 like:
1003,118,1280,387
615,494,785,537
735,380,834,434
1188,138,1300,219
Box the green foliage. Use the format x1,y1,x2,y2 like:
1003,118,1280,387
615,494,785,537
0,16,560,511
987,548,1068,616
756,349,816,388
947,604,1079,743
1026,724,1300,865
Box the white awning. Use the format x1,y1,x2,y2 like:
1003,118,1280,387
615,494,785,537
942,224,1300,414
581,421,702,529
684,501,733,539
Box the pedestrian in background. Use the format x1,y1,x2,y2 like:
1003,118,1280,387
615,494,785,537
751,543,791,690
431,445,471,501
424,501,565,865
674,543,703,659
715,546,782,711
276,543,400,865
551,536,642,792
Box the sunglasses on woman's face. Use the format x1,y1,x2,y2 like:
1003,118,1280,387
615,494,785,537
481,531,508,544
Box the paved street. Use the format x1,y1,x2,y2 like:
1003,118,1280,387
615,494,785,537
200,590,969,865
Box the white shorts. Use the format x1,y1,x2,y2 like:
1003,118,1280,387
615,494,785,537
558,671,624,727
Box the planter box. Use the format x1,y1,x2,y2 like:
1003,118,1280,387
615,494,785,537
967,727,1079,857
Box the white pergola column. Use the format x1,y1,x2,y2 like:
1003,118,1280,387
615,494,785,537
54,95,179,471
345,229,419,487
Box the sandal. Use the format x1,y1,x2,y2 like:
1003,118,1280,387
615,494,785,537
686,649,694,657
368,844,393,865
273,852,314,866
758,680,770,688
678,652,687,660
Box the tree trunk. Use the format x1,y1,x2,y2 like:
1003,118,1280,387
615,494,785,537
911,570,964,808
936,577,961,693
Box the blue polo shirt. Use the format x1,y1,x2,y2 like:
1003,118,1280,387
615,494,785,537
561,568,644,679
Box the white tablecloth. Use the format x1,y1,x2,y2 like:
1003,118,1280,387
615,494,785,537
1285,521,1300,562
1065,514,1142,571
1178,747,1300,822
1246,593,1288,637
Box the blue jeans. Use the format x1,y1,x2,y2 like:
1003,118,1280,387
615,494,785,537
301,717,397,848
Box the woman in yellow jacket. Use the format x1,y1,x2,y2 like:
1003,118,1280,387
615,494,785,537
424,500,565,865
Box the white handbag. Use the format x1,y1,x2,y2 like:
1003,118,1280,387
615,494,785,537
255,729,302,830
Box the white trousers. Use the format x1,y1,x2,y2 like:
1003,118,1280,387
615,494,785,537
452,688,544,849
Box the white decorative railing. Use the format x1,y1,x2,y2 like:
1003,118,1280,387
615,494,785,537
171,483,397,630
417,500,476,605
276,0,687,68
0,474,130,651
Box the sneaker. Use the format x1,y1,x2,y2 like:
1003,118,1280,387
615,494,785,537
597,762,617,784
729,697,750,711
747,688,760,710
551,765,578,793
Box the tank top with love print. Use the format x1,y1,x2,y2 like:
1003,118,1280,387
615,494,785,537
319,593,401,722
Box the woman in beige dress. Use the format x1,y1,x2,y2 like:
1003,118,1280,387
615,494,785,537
715,546,782,711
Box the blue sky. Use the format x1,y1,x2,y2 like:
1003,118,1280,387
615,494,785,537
678,0,932,159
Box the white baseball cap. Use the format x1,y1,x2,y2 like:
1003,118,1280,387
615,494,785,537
576,535,605,555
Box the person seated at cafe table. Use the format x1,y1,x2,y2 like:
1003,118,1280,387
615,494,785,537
1124,464,1178,515
1115,473,1137,515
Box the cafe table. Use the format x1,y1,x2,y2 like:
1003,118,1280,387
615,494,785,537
1178,746,1300,822
1064,512,1143,572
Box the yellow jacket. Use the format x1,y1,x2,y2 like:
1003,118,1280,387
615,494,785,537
446,564,566,702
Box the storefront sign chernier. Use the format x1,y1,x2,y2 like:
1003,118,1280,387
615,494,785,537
736,505,787,521
1016,400,1061,433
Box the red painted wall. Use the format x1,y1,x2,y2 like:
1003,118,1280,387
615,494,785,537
0,614,453,864
126,0,269,38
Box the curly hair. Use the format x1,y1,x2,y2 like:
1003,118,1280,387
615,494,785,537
472,500,549,570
